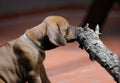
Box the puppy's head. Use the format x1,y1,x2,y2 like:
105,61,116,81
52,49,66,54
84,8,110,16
44,16,77,46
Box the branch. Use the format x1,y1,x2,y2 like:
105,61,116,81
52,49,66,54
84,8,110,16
76,24,120,83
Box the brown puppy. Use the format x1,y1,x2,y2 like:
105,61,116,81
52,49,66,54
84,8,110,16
0,16,78,83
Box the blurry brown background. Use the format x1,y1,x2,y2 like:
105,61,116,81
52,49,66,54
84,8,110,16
0,0,120,83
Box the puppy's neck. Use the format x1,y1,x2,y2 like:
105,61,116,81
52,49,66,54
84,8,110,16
25,23,46,48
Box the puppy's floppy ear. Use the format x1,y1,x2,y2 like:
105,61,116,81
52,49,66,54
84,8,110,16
47,24,67,46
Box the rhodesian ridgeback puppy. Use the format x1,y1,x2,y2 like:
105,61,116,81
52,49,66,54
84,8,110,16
0,16,78,83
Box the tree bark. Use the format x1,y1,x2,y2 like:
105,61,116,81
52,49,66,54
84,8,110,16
76,24,120,83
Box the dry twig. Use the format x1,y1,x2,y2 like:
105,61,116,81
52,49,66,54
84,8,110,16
76,24,120,83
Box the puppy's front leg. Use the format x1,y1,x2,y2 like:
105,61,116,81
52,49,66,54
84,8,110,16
40,64,51,83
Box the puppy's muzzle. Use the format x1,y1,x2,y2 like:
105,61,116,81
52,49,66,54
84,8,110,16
66,25,78,42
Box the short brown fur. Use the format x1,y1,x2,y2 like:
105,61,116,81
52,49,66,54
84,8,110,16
0,16,78,83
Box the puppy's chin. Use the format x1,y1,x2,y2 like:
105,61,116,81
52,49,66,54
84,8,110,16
40,36,58,50
67,39,77,43
44,42,58,50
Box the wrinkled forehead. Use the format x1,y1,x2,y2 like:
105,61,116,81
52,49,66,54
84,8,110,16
57,20,69,28
44,16,69,25
56,17,69,29
44,16,70,31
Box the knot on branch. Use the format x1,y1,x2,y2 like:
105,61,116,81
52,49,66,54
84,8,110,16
95,24,101,36
76,23,101,38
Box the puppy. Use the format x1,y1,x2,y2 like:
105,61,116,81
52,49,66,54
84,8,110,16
0,16,78,83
